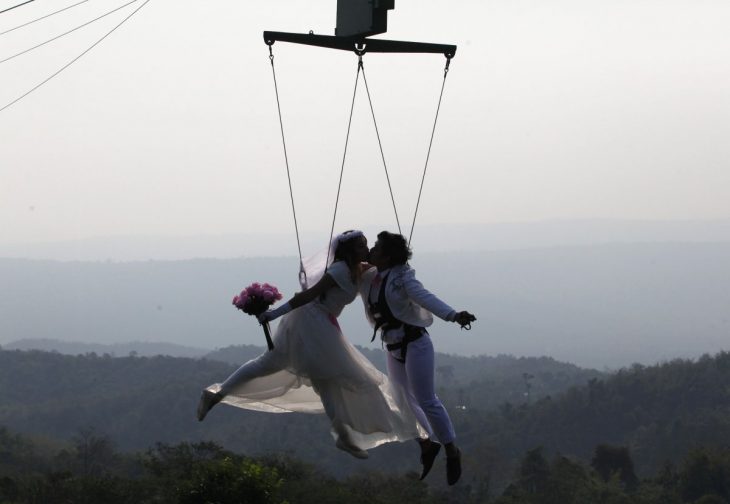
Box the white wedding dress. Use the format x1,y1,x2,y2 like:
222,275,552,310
206,260,421,450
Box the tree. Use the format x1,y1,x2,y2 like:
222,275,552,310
71,427,118,477
518,447,550,495
679,448,729,502
176,456,282,504
591,444,638,490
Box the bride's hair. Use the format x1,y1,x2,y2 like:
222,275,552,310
334,230,365,284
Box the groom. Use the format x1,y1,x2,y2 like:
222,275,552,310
361,231,476,485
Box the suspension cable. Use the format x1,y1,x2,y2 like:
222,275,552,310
0,0,151,114
324,55,363,271
0,0,35,15
0,0,89,37
0,0,138,65
361,57,402,236
266,42,306,286
408,56,452,246
263,43,453,278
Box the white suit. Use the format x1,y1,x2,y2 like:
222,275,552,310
360,265,455,331
360,264,457,444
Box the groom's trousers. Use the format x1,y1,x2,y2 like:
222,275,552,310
386,333,456,445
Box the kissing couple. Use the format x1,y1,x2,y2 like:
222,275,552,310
197,230,476,485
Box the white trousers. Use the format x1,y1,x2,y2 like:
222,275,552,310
219,353,341,420
219,351,284,395
218,346,378,444
385,334,456,445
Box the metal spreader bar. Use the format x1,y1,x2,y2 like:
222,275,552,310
263,31,456,58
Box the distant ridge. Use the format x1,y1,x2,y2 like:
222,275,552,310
2,219,729,261
2,241,728,368
2,338,209,358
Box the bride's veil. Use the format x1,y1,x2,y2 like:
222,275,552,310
299,230,364,289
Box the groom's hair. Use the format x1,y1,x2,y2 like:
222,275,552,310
377,231,412,265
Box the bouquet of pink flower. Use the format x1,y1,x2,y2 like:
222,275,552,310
233,282,284,315
232,282,284,350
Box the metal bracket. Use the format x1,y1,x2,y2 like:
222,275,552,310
263,31,456,59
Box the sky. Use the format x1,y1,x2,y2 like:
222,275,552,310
1,0,729,255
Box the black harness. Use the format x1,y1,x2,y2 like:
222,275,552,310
368,272,424,363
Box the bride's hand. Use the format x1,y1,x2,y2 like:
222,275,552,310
359,262,375,274
257,302,293,324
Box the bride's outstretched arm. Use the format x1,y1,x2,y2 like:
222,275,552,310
258,274,337,323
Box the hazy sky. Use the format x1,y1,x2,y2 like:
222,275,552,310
2,0,729,249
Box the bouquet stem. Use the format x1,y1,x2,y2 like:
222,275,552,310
261,322,275,351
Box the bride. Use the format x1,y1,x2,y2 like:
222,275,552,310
196,230,421,458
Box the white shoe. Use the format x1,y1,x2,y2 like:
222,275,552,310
196,389,222,422
336,438,369,459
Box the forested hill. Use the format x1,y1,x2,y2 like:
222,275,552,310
203,344,602,406
1,348,730,492
0,347,600,453
2,338,209,358
3,426,730,503
469,352,730,486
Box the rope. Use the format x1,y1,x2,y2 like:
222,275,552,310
266,43,305,284
263,44,453,279
0,0,35,15
0,0,151,114
0,0,138,65
360,59,402,235
408,56,451,246
324,56,363,271
0,0,90,37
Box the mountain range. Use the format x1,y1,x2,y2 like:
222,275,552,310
2,240,728,368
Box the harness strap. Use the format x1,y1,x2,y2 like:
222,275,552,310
367,272,424,362
368,272,392,342
386,326,425,363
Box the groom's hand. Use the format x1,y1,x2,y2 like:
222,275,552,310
454,311,476,328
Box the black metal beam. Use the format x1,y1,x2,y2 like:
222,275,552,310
263,31,456,58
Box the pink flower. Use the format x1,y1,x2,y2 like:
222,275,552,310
232,281,283,315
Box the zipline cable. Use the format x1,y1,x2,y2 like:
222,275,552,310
360,57,402,236
408,56,451,246
266,42,306,285
0,0,138,65
0,0,90,37
0,0,151,114
324,56,364,271
0,0,35,15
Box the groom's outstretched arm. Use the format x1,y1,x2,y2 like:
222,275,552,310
402,269,477,325
401,269,457,321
